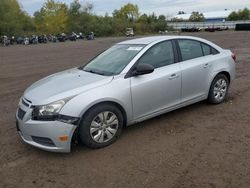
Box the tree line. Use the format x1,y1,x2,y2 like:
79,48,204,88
227,8,250,21
0,0,35,36
0,0,168,36
1,0,249,36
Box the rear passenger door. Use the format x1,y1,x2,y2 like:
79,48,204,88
177,39,215,102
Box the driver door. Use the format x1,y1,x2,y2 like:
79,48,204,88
130,40,181,120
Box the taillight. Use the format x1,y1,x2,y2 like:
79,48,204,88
231,53,236,62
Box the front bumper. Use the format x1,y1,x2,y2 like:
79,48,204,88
16,99,77,153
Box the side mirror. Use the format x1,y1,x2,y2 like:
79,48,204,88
133,64,154,76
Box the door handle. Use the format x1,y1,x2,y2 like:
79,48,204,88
203,63,209,68
169,73,179,80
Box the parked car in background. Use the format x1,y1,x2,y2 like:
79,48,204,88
205,27,217,32
181,27,201,32
16,36,236,152
204,26,228,32
159,30,169,34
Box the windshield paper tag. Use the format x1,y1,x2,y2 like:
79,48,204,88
127,47,143,51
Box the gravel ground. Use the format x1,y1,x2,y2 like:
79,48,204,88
0,31,250,188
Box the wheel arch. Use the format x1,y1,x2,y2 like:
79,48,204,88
210,70,231,87
207,70,231,97
207,70,231,100
79,101,128,128
219,71,231,84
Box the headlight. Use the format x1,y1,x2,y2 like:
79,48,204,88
32,99,68,121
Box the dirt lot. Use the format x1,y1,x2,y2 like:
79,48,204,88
0,31,250,188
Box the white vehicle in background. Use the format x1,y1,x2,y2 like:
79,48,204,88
126,28,135,37
159,30,169,34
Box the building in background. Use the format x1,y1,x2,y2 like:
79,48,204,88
174,10,232,22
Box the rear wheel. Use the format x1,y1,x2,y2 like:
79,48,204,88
79,104,123,148
208,74,229,104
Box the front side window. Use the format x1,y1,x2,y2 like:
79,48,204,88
81,44,145,76
178,39,203,61
138,41,175,69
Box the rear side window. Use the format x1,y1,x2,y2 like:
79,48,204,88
178,40,203,61
138,40,175,69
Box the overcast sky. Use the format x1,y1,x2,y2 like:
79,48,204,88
18,0,250,17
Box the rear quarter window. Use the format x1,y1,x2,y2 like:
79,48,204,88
201,43,219,56
211,47,219,55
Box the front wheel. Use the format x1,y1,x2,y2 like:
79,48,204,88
208,74,229,104
79,104,123,148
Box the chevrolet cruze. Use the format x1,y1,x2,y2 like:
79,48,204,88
16,36,236,152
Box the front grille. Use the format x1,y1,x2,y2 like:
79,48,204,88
17,108,26,120
31,136,56,147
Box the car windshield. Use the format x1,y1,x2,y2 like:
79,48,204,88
80,44,145,76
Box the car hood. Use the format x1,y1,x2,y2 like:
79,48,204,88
24,68,113,105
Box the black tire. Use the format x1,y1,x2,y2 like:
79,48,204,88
79,103,123,149
208,74,229,104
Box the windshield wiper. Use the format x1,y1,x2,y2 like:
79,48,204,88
83,69,105,76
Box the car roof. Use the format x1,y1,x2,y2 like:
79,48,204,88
118,35,207,45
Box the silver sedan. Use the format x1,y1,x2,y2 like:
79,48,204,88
16,36,236,152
